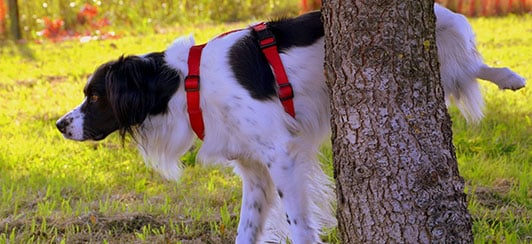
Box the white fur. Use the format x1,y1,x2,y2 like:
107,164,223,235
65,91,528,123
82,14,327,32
159,30,336,243
57,102,85,141
434,4,525,122
136,5,526,242
58,4,525,243
136,93,195,180
142,6,524,243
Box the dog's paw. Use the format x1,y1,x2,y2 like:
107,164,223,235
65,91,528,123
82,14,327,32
496,68,526,90
478,66,526,91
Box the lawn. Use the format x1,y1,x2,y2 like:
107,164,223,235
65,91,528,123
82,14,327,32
0,14,531,243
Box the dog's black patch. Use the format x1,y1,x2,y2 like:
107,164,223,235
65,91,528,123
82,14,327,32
267,11,323,52
228,11,323,101
229,35,277,100
80,63,119,140
82,52,181,140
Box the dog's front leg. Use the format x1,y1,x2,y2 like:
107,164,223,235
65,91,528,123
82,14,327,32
234,160,276,244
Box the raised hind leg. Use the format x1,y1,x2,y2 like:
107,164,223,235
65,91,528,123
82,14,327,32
477,65,526,90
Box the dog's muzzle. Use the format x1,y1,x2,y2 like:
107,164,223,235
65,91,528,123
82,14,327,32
56,108,85,141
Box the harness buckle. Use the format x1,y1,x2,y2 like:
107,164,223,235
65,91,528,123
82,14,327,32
185,75,200,92
253,23,277,49
278,83,294,101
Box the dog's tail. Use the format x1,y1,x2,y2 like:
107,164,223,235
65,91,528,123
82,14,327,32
436,5,485,123
435,4,526,123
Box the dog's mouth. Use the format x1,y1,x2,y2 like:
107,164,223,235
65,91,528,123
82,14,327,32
92,133,107,141
61,132,108,141
59,131,85,141
59,131,110,142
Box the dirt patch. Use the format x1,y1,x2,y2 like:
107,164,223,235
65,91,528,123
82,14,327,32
469,180,530,229
0,212,237,243
45,75,71,86
469,178,517,209
0,75,71,91
77,212,164,233
473,186,509,209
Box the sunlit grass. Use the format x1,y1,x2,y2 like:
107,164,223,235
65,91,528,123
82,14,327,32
450,14,532,243
1,14,531,243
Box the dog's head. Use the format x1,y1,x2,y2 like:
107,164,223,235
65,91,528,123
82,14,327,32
56,52,181,141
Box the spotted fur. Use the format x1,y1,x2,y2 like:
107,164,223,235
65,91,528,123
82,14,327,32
56,4,525,243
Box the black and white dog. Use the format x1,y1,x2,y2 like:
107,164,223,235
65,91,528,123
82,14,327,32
56,4,525,243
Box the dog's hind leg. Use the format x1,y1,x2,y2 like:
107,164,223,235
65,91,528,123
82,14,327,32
233,160,276,244
435,4,526,123
266,150,323,244
258,152,335,244
477,65,526,90
435,4,485,122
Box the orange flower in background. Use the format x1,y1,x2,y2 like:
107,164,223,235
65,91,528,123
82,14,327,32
300,0,321,13
0,0,6,35
36,2,116,42
40,17,66,41
77,3,98,25
93,17,110,29
0,0,5,22
77,3,109,30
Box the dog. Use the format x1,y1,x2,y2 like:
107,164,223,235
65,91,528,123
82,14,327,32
56,4,525,243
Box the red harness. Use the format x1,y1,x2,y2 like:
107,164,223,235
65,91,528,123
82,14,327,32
184,22,295,140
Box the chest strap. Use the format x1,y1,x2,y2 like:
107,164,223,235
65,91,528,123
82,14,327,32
185,22,295,140
185,44,206,140
252,22,295,117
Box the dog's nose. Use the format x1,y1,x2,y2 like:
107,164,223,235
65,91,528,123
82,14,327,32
56,118,68,133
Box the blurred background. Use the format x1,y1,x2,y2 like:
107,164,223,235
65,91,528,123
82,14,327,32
0,0,530,42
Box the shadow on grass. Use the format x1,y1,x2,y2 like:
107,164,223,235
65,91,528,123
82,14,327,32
0,211,238,243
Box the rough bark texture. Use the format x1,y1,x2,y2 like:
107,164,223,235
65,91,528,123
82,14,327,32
322,1,473,243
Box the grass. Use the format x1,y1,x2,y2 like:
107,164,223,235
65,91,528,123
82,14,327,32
450,15,532,243
1,14,531,243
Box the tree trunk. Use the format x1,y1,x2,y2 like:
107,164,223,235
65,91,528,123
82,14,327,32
322,1,473,243
7,0,21,40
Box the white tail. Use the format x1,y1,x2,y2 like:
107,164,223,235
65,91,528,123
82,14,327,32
435,4,525,123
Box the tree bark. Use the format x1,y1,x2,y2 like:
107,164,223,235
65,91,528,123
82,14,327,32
322,1,473,243
7,0,21,40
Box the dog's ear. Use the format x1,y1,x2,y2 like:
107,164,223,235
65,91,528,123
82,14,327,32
104,53,181,139
105,55,159,137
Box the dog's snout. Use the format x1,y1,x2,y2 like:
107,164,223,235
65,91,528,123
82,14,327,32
55,108,87,141
56,117,69,133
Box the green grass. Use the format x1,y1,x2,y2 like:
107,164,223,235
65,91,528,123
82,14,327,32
1,14,531,243
451,15,532,243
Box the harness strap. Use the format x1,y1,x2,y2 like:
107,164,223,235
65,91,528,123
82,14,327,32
252,22,295,117
185,44,206,140
184,23,295,140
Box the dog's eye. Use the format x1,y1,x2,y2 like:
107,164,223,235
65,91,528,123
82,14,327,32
89,95,99,103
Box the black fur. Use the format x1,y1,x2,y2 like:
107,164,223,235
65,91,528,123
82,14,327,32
266,11,324,52
84,52,181,139
229,35,277,100
63,11,325,141
228,11,323,101
80,62,119,140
